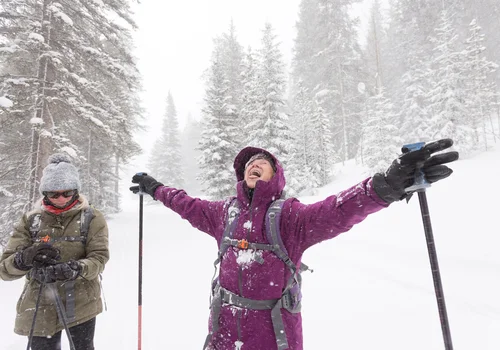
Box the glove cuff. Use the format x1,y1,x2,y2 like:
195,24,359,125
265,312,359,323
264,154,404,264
150,183,163,200
372,173,407,204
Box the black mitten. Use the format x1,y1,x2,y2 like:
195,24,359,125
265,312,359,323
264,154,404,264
131,173,163,199
14,243,60,271
373,139,459,203
43,260,82,282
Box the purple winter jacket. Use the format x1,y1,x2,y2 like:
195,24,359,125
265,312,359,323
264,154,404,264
154,147,389,350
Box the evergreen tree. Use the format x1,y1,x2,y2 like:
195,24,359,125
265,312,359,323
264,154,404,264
364,0,387,93
248,23,293,163
311,89,338,185
0,0,141,245
240,47,262,148
463,19,499,149
288,81,319,195
180,114,202,195
198,48,236,199
148,92,184,188
425,10,473,153
462,0,500,86
361,90,400,173
293,0,366,162
219,20,244,119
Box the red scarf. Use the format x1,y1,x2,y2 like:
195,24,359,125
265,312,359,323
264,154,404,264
43,198,79,215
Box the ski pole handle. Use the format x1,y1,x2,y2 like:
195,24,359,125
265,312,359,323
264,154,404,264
130,185,141,194
401,142,431,192
130,172,148,195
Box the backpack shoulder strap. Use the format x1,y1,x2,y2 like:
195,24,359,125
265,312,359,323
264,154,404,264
265,199,311,274
218,197,239,257
28,213,42,240
80,206,95,243
265,199,293,267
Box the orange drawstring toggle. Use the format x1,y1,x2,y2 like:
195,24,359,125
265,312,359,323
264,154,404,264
237,239,249,249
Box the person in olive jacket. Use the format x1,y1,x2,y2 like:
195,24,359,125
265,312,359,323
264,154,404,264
0,153,109,350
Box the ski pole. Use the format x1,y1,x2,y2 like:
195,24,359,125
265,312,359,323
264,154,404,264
27,282,44,350
47,283,76,350
130,175,145,350
138,190,144,350
403,142,453,350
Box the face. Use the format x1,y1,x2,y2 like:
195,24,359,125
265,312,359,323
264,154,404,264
44,189,77,207
244,158,275,189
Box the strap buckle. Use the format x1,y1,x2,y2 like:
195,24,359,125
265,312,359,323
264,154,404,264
39,235,51,243
237,239,249,249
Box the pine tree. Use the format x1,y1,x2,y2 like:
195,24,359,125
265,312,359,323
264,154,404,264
180,114,202,195
288,81,319,195
311,89,338,185
364,0,387,93
219,20,244,119
148,92,184,188
463,18,499,149
0,0,141,245
240,47,262,148
361,90,400,173
198,49,237,199
425,10,473,153
293,0,366,162
247,23,293,164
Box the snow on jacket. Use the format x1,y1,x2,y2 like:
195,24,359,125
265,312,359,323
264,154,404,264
153,147,389,350
0,195,109,336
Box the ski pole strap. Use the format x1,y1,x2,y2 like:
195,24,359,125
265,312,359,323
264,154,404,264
48,283,76,350
206,284,290,350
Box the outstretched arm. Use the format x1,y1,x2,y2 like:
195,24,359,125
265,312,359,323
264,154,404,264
283,138,458,252
283,177,388,252
131,173,227,241
153,186,228,241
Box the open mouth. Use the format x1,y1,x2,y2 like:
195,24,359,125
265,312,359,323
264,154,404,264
249,169,261,178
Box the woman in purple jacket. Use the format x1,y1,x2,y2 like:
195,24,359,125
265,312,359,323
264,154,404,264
131,140,457,350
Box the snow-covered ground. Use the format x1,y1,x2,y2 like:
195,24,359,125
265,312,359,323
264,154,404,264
1,146,499,349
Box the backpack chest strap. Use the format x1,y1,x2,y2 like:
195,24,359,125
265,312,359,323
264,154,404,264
33,235,87,243
223,237,275,251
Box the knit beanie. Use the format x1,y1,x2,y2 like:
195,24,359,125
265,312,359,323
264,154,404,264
245,153,277,173
39,153,81,194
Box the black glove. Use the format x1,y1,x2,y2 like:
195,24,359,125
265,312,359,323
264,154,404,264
31,267,55,283
130,173,163,199
14,243,60,271
373,139,459,203
33,260,82,283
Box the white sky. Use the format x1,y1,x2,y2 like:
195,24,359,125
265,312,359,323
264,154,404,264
130,0,374,158
132,0,300,128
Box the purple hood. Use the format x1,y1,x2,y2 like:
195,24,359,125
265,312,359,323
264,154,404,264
233,146,286,207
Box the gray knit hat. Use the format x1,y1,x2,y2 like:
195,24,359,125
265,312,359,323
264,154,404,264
39,153,81,194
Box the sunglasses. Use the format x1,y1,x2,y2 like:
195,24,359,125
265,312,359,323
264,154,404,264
43,190,77,199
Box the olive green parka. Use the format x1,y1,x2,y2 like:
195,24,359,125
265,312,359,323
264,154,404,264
0,195,109,336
